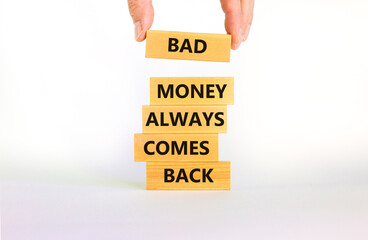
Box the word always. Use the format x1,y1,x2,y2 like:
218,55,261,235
146,111,224,127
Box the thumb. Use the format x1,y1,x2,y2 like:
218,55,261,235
220,0,242,50
128,0,154,42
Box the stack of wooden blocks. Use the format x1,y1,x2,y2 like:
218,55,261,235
134,30,234,190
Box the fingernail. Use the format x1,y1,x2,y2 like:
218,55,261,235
242,25,251,42
233,33,242,49
234,40,241,50
134,22,143,41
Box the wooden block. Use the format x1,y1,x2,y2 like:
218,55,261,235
142,105,227,133
150,77,234,105
134,133,218,162
146,161,231,190
145,30,231,62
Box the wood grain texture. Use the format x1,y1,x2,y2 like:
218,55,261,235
142,105,227,133
145,30,231,62
134,133,218,162
150,77,234,105
146,161,231,190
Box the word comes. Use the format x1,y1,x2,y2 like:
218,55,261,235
168,38,207,53
164,168,214,183
158,84,227,99
134,133,219,162
145,112,224,127
144,140,209,155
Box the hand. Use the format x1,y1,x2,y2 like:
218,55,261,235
220,0,255,49
128,0,255,50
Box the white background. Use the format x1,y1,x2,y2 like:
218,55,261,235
1,0,368,239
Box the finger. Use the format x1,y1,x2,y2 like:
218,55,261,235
128,0,154,42
240,0,255,42
220,0,242,50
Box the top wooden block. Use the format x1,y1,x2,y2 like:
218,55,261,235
145,30,231,62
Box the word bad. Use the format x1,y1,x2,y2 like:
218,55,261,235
168,38,207,53
145,30,231,62
164,168,214,183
